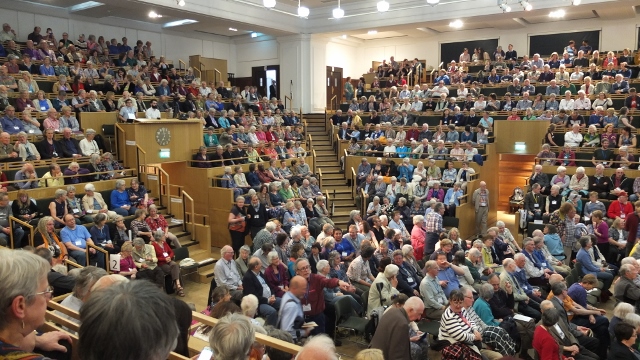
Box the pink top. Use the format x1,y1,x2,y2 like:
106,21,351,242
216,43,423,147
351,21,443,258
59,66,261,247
43,118,60,131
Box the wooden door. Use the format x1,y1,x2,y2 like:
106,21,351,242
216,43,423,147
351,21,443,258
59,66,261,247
326,66,342,109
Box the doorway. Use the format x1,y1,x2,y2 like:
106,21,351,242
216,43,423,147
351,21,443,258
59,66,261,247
326,66,343,109
252,65,280,100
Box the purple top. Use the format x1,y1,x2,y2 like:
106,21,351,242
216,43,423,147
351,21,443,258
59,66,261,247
594,220,609,244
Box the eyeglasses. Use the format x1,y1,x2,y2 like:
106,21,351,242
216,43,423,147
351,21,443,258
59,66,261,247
464,296,474,299
34,286,53,300
297,266,310,271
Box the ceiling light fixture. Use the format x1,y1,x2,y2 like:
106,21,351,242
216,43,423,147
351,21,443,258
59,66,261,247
520,0,532,10
251,32,259,38
571,0,581,4
333,0,344,19
149,11,158,17
341,34,347,38
497,0,511,12
377,0,389,12
177,0,185,6
426,0,440,5
263,0,276,8
368,30,378,34
297,0,309,17
229,27,238,31
549,9,565,17
449,19,463,28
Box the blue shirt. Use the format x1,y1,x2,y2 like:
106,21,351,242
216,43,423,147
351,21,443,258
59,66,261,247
279,291,304,340
40,64,55,76
436,266,460,297
1,116,23,134
567,282,588,307
444,188,463,206
335,238,356,260
544,234,565,260
576,248,600,275
110,189,130,209
61,225,92,248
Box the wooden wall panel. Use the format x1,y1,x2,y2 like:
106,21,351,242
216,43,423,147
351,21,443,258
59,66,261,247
497,154,537,211
79,112,117,137
494,120,549,154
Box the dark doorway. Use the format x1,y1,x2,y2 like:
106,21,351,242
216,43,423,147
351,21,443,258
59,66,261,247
326,66,343,109
252,65,280,100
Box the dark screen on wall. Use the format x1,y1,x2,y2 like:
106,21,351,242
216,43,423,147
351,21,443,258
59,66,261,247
529,30,600,56
440,39,499,65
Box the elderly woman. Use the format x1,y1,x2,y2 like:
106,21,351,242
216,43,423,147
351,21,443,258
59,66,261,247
34,90,53,112
15,90,34,113
17,71,39,93
130,208,153,244
63,162,90,185
111,215,130,247
20,111,43,136
89,213,115,253
49,189,69,228
576,235,614,295
264,250,289,298
151,229,184,296
532,308,565,360
111,179,136,216
410,215,426,262
34,216,68,264
233,245,251,277
59,106,80,132
118,241,163,287
128,179,150,209
66,185,91,224
496,221,521,253
14,131,40,161
0,249,72,357
146,204,181,249
367,263,400,316
440,289,483,359
550,166,571,197
81,183,117,220
79,128,100,156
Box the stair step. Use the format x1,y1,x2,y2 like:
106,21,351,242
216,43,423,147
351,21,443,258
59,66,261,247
323,186,352,192
321,174,345,180
331,199,356,206
323,179,348,186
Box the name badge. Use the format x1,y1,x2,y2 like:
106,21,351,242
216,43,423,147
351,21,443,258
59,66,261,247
13,126,18,130
41,106,46,111
407,277,414,283
254,215,259,219
75,240,82,246
28,130,34,134
129,268,134,272
534,204,539,208
163,252,169,257
157,228,162,232
621,214,626,219
138,258,145,263
342,252,348,257
480,202,487,207
302,304,311,312
551,200,557,205
542,262,547,267
72,208,79,213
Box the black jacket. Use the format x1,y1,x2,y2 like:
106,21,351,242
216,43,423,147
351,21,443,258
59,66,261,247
242,270,271,305
247,204,269,230
37,139,64,159
524,192,545,213
49,270,76,297
59,137,81,158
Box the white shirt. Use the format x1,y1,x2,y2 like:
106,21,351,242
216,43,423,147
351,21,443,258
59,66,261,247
564,131,583,147
573,97,591,110
145,108,161,119
559,99,575,111
79,138,100,156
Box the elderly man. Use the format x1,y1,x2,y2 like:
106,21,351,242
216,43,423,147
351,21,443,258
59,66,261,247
530,164,550,194
531,231,571,276
424,202,445,258
614,263,640,308
521,238,554,289
209,314,255,359
524,183,545,223
243,256,281,322
420,259,448,319
252,221,276,253
472,181,490,237
295,258,351,336
435,249,464,297
213,245,244,303
370,296,424,360
564,124,583,147
61,213,103,267
0,193,24,247
539,300,599,360
279,275,309,342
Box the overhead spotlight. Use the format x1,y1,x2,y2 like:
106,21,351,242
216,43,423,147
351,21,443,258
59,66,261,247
426,0,440,4
572,0,581,4
263,0,276,8
333,0,344,19
498,4,511,12
549,9,565,17
251,32,258,38
298,5,309,16
449,19,463,28
228,27,238,31
520,0,532,10
149,11,158,17
368,30,378,34
177,0,185,6
377,0,389,12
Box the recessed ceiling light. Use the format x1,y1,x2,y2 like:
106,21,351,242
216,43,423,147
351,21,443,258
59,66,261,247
449,19,463,28
263,0,276,8
251,32,258,38
341,34,347,39
149,11,162,18
368,30,378,35
229,27,238,31
572,0,581,4
69,1,104,11
377,0,389,12
333,7,344,18
549,9,565,18
298,6,309,17
177,0,185,6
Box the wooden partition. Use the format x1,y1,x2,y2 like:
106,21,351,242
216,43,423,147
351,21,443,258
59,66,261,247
116,120,204,168
189,55,228,85
493,120,549,154
79,112,118,136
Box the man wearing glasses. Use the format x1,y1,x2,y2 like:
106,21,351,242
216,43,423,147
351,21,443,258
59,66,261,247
294,258,352,337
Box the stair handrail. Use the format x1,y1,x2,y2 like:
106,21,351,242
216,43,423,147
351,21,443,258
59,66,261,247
135,145,146,182
178,59,186,72
86,243,110,273
156,166,171,215
330,95,337,111
317,167,323,191
9,216,34,248
182,190,196,237
325,190,332,217
285,95,292,110
312,149,317,175
350,167,357,199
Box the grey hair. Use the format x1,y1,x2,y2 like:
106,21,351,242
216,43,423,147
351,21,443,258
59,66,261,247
265,221,276,232
496,221,505,227
316,259,329,273
478,283,495,301
240,245,251,254
296,334,337,360
384,264,399,278
0,249,51,329
93,213,107,224
132,238,145,247
66,185,76,193
79,281,179,360
153,229,165,240
115,179,125,189
424,260,438,272
72,266,108,300
209,313,255,360
54,189,67,199
621,257,637,266
290,225,302,238
514,253,526,261
413,215,424,225
468,248,481,259
626,313,640,328
433,202,444,213
241,294,259,318
267,251,279,263
84,183,96,191
620,264,634,277
613,302,635,318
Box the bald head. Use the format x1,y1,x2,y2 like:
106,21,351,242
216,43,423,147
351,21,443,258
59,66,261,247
404,296,425,321
540,300,554,311
548,274,564,286
290,275,308,298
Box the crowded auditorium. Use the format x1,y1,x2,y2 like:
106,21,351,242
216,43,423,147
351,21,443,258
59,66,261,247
4,0,640,359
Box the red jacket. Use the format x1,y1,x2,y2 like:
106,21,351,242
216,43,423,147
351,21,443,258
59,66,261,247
607,200,634,220
152,241,174,266
300,274,339,316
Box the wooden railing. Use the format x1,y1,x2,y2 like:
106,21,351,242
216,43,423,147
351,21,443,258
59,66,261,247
136,145,146,180
350,167,357,199
193,67,201,79
285,95,292,110
178,59,186,72
157,166,172,215
9,216,34,248
86,243,110,273
182,190,196,236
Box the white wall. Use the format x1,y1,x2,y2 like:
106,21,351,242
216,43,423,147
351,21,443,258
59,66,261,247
0,8,235,72
234,38,279,78
353,16,640,77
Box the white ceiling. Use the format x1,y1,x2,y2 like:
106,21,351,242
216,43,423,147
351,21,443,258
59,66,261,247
9,0,640,39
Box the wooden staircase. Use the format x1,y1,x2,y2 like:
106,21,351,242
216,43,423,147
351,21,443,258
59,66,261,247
304,113,357,230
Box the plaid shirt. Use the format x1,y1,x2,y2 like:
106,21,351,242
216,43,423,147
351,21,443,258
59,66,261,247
346,256,372,283
549,211,576,247
425,212,443,233
465,307,517,356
